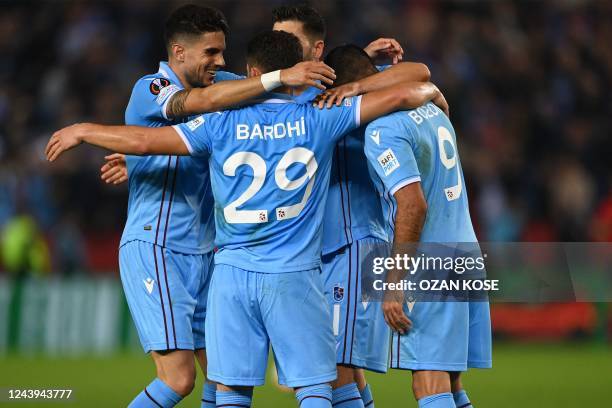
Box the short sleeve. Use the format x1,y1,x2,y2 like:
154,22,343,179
128,77,181,123
315,95,362,142
173,112,225,157
215,71,246,82
294,86,323,104
364,117,421,196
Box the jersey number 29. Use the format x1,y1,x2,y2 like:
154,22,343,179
223,147,318,224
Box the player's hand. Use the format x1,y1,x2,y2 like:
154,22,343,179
45,123,87,162
382,291,412,334
280,61,336,90
433,90,450,117
101,153,128,185
364,38,404,65
314,82,361,109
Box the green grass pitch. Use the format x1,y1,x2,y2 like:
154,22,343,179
0,342,609,407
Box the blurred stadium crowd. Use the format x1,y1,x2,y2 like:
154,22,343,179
1,0,611,275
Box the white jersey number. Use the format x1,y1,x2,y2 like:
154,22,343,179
437,126,462,201
223,148,318,224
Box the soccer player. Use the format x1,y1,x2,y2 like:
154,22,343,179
272,6,432,407
327,45,492,408
98,5,336,407
100,14,430,406
46,31,446,408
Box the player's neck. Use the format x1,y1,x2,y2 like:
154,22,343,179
167,61,192,90
273,85,293,96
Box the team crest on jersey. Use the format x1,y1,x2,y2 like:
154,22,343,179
333,284,344,302
149,77,171,95
377,148,400,176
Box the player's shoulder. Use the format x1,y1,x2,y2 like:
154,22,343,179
131,73,179,100
402,102,449,129
365,111,416,149
308,96,359,117
293,86,323,104
184,110,229,133
367,110,410,131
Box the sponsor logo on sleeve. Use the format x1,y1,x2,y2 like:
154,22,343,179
156,84,180,105
149,77,171,95
187,115,205,131
377,148,400,176
343,98,352,107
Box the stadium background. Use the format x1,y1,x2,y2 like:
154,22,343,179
0,0,611,406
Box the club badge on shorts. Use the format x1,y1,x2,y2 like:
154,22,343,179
333,284,344,302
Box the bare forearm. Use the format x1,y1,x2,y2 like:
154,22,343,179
385,187,427,287
80,124,188,155
360,81,440,124
392,204,426,255
167,61,338,118
398,81,440,110
167,77,265,118
356,62,431,94
392,184,427,255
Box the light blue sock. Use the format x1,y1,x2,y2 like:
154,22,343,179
332,383,364,407
129,378,182,407
453,390,472,408
359,384,375,407
201,381,216,407
418,392,455,408
216,389,252,407
296,384,332,407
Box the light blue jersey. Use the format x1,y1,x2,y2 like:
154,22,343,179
120,62,242,352
293,73,389,373
122,62,215,254
294,87,387,255
364,103,491,372
174,94,362,273
364,102,477,243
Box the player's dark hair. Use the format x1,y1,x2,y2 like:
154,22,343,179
272,4,326,41
324,44,378,86
164,4,229,47
247,30,303,73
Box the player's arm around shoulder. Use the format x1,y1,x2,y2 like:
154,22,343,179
359,81,448,125
165,61,336,119
311,95,363,141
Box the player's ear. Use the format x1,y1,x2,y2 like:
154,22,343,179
312,40,325,61
171,43,186,63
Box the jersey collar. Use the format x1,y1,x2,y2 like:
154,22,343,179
259,92,296,104
158,61,184,89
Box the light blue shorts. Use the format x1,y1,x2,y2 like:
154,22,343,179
390,300,492,372
119,240,214,352
205,264,337,388
322,237,390,372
